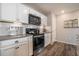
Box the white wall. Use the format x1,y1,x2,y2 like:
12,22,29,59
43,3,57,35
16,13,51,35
46,13,52,26
56,10,79,45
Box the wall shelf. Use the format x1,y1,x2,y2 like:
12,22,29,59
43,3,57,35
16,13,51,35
0,20,14,23
64,19,79,28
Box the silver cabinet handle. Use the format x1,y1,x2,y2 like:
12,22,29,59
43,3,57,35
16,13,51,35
15,47,19,49
15,41,19,43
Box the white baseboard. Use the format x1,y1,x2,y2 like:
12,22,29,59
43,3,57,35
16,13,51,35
55,40,77,46
50,39,78,46
50,40,55,45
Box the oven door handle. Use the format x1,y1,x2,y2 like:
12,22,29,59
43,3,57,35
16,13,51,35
33,35,44,38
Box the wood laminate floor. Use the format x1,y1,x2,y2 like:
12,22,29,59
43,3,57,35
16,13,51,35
34,41,77,56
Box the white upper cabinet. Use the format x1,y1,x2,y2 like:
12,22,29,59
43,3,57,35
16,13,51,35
17,4,29,23
41,14,47,26
0,3,17,22
0,3,47,25
29,8,41,17
0,3,30,23
29,8,38,16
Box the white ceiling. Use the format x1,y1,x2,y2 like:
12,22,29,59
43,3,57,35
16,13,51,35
26,3,79,15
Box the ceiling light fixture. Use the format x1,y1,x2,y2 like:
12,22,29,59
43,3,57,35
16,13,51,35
61,10,65,13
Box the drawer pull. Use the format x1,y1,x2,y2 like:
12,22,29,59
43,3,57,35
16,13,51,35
15,41,19,43
15,47,19,49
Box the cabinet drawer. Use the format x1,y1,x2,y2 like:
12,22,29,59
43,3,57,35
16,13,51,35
0,37,29,46
0,39,18,46
17,37,28,43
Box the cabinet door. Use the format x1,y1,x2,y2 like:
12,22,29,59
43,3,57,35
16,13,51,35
44,16,47,26
28,36,33,56
1,47,16,56
17,4,29,23
41,15,47,26
44,33,48,47
29,8,38,16
44,33,51,47
0,3,17,22
15,42,28,56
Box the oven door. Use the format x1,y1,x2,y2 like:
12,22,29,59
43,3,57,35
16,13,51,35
33,35,44,51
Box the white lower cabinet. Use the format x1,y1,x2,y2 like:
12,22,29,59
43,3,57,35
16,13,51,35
0,42,28,56
15,42,28,56
0,36,33,56
0,46,16,56
28,36,33,56
44,33,51,47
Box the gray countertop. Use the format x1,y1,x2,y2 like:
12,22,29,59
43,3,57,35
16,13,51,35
0,32,51,41
0,34,32,41
44,32,52,33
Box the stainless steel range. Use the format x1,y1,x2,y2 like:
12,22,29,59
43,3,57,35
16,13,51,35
26,28,44,55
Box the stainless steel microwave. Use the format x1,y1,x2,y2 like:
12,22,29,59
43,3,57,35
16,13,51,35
29,14,41,26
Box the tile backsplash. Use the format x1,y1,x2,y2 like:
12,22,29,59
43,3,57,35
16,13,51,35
0,22,42,36
0,23,10,36
0,23,25,36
